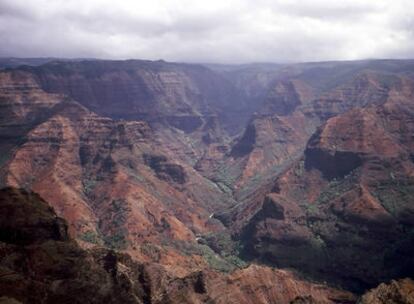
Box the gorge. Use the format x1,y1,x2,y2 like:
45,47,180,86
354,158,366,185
0,58,414,303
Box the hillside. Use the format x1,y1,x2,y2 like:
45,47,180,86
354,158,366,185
0,58,413,302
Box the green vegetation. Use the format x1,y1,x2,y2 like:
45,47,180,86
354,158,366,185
109,199,129,227
196,242,247,272
100,199,130,250
82,177,97,195
79,230,100,244
309,234,326,250
170,233,248,273
215,181,233,195
203,232,240,256
239,156,300,201
140,242,162,262
198,244,237,272
121,159,146,182
303,203,318,215
201,231,248,271
78,200,131,250
294,160,305,177
314,170,359,206
103,230,128,250
215,164,240,189
372,178,414,216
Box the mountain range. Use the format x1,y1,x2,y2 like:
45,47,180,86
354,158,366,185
0,58,413,303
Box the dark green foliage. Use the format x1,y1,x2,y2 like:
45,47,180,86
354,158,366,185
109,199,129,227
99,199,130,250
79,230,100,244
294,160,305,177
170,236,248,272
314,170,359,206
103,231,127,250
214,164,240,190
82,177,97,195
372,178,414,216
204,232,238,256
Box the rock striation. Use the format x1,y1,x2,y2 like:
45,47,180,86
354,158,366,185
1,58,414,301
0,187,355,304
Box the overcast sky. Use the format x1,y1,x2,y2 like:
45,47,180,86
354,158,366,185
0,0,413,63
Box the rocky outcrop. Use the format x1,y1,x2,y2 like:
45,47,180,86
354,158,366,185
210,64,411,205
0,187,152,304
0,187,356,304
143,154,188,184
230,123,256,157
260,80,307,116
358,279,414,304
0,68,243,278
0,70,64,173
9,59,257,173
2,58,414,301
20,60,250,135
305,137,363,180
308,72,392,121
236,86,414,292
0,187,69,244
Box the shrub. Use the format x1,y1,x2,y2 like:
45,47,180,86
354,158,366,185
103,230,127,250
79,230,100,244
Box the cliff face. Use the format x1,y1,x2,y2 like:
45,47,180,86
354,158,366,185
1,59,414,302
13,60,259,169
21,60,250,135
205,64,408,207
0,187,356,304
235,77,414,292
0,70,63,170
0,186,148,304
0,69,243,277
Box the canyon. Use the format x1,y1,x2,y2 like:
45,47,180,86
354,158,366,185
0,58,413,303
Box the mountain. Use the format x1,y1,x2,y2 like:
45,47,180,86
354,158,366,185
19,60,254,135
0,58,414,302
226,72,414,292
0,187,356,304
0,58,57,69
0,66,240,276
205,60,414,203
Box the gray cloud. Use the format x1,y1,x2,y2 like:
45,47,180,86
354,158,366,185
0,0,413,63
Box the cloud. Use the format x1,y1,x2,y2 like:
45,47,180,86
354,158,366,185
0,0,413,63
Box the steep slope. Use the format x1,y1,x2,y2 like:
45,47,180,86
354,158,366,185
9,60,253,168
0,187,150,304
20,60,251,136
0,69,64,170
0,187,356,304
1,58,414,300
0,69,241,276
233,77,414,291
206,62,414,205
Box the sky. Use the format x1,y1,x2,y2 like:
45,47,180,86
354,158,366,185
0,0,413,63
